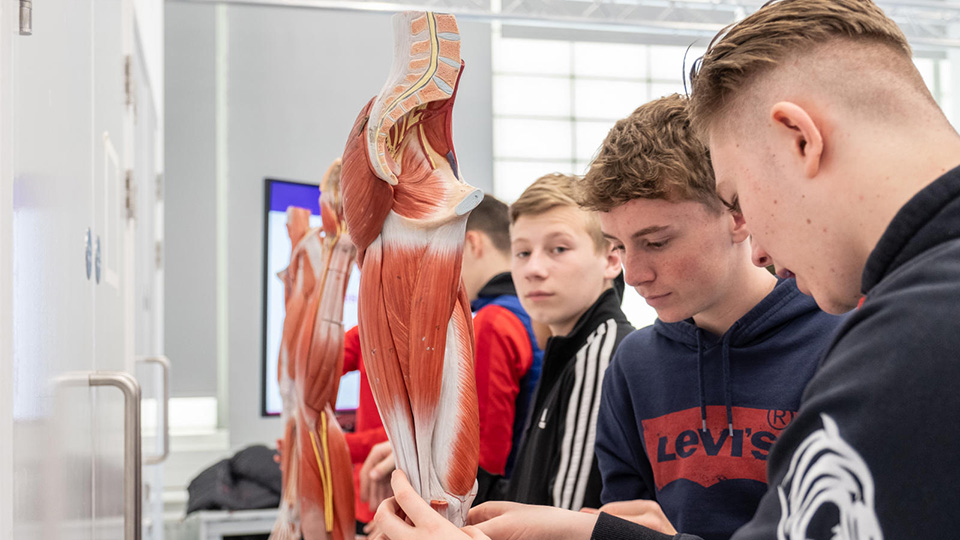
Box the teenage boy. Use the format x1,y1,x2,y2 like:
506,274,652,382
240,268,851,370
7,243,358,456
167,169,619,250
682,0,960,537
581,94,843,540
475,173,633,511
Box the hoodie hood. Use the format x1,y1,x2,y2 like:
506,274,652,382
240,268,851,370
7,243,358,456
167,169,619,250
652,277,817,349
471,272,519,311
653,278,822,435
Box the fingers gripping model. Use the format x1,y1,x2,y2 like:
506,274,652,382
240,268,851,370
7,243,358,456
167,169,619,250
340,11,484,527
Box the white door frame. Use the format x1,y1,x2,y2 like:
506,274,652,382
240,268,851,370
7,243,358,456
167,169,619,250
0,1,16,539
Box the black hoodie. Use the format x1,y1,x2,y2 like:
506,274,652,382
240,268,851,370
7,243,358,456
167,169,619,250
591,165,960,540
477,287,633,510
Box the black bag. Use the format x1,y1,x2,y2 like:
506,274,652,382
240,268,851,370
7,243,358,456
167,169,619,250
186,444,282,514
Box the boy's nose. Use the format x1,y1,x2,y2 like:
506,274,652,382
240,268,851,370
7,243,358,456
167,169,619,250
623,252,654,287
522,250,549,279
751,238,772,268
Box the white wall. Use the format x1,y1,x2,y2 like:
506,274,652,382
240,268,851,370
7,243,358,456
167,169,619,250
164,3,494,447
165,3,219,398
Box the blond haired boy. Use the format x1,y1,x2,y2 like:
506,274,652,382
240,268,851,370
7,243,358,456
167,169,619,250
474,173,634,511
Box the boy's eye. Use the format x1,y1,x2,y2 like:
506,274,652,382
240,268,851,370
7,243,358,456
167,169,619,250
514,250,530,259
551,246,569,255
613,244,625,253
645,239,669,250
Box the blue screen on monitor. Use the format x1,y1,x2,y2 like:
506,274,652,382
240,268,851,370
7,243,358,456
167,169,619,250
261,178,361,416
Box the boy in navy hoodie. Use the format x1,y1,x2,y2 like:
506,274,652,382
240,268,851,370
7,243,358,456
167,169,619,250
576,94,843,540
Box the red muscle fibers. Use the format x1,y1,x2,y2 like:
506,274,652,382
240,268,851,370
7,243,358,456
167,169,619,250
340,11,483,527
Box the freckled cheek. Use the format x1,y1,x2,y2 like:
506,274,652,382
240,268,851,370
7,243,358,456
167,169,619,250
657,254,702,284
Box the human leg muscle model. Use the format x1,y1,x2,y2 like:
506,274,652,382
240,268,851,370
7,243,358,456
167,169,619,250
340,11,483,527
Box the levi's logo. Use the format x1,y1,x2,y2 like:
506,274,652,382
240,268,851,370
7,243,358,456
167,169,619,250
641,406,795,490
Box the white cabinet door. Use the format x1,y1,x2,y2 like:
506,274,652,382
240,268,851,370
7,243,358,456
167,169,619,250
5,0,141,539
10,0,98,538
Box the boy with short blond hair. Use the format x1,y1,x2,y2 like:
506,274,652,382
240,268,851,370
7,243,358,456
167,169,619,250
475,173,634,511
681,0,960,539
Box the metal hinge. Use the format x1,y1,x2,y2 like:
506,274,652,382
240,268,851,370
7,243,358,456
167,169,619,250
155,173,163,202
155,241,163,269
20,0,33,35
125,169,137,221
124,55,133,106
124,55,137,123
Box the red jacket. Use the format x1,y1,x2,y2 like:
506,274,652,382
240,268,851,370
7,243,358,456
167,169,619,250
472,303,535,475
341,325,387,524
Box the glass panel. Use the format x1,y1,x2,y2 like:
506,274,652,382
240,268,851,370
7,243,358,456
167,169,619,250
573,42,647,79
494,37,572,75
575,161,594,176
574,79,648,120
915,57,936,93
494,118,572,159
939,59,951,97
494,75,572,117
650,81,687,101
621,286,659,330
494,160,578,203
575,120,617,162
650,44,699,81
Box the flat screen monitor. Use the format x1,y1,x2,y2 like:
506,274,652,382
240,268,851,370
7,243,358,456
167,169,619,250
261,178,361,417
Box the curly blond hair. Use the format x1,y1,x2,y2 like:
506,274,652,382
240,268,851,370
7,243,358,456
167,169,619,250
578,94,721,213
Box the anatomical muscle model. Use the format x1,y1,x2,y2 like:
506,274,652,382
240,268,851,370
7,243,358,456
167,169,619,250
270,159,357,540
272,205,310,540
340,11,484,527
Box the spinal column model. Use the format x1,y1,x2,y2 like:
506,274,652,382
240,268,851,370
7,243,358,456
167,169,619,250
339,11,484,527
271,159,356,540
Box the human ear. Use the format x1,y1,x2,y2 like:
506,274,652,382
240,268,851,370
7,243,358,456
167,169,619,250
728,210,750,244
770,102,824,179
464,230,483,258
602,243,622,281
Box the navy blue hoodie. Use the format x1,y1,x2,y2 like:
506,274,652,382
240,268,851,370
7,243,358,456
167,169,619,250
595,279,844,540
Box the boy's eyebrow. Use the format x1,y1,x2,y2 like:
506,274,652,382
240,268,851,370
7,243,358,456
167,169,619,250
511,230,575,245
631,225,670,239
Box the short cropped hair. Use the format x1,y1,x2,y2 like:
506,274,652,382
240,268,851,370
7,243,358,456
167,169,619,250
466,194,511,254
690,0,911,135
510,173,608,253
578,94,721,214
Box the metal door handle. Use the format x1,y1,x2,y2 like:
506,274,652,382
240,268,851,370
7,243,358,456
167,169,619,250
60,372,142,540
137,356,170,465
